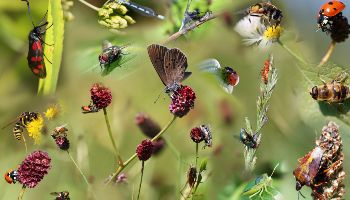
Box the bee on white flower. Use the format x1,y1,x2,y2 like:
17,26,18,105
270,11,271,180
234,15,283,49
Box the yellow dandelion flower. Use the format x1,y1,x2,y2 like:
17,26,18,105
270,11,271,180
263,25,283,41
44,104,60,120
26,115,44,144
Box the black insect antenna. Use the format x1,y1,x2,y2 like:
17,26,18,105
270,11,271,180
153,89,164,104
21,0,35,27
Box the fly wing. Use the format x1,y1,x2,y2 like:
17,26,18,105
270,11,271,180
199,59,221,73
102,40,113,50
147,44,169,85
163,48,188,84
27,39,46,78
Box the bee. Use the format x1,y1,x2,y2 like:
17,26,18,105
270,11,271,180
246,1,283,24
50,191,70,200
4,170,19,184
51,124,68,139
2,112,38,140
81,102,100,114
310,74,350,103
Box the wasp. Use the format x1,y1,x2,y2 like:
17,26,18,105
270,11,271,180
81,102,100,114
310,73,350,103
2,112,39,140
50,191,70,200
51,124,68,139
4,170,19,184
246,1,283,24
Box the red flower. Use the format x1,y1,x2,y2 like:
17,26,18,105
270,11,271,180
90,83,112,109
136,139,154,161
135,113,161,138
190,127,203,143
55,136,70,150
169,85,196,118
17,151,51,188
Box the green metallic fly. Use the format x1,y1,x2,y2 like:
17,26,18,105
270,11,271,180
242,164,280,199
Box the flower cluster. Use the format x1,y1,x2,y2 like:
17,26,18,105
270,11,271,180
169,85,196,118
88,83,112,110
44,104,60,120
190,125,212,148
136,139,154,161
51,125,70,150
330,15,350,43
98,1,136,29
17,151,51,188
62,0,74,21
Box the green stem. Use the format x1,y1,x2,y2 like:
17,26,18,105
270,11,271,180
106,116,177,185
278,40,307,65
22,135,28,153
137,162,145,200
195,143,199,169
77,0,100,11
18,185,26,200
318,40,336,67
103,108,123,165
67,151,97,199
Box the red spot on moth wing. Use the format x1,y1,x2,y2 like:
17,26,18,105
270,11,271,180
36,65,44,69
31,56,43,62
32,68,40,74
32,41,43,51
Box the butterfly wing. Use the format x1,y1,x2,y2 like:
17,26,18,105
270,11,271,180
163,48,188,85
27,38,46,78
147,44,169,86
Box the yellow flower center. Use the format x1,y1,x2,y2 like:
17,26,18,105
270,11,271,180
26,115,44,144
44,105,60,120
263,25,283,40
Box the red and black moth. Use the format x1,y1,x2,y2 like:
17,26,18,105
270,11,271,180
22,0,52,78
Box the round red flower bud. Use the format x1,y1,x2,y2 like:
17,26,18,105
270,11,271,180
55,136,70,150
90,83,112,109
190,127,204,143
136,139,154,161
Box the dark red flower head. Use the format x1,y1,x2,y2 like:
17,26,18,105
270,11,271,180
90,83,112,109
135,113,161,138
136,139,154,161
17,150,51,188
152,138,165,155
55,136,70,150
169,85,196,118
190,127,204,143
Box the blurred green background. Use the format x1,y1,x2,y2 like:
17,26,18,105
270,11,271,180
1,0,350,199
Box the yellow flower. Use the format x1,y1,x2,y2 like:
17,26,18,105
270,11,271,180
26,115,44,144
263,25,283,41
44,104,60,120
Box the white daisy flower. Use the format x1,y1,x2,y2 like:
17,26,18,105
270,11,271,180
234,15,283,49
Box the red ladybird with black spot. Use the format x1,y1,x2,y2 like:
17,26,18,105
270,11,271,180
22,0,50,78
4,170,19,184
318,1,346,31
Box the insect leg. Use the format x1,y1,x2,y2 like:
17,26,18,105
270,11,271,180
43,53,53,64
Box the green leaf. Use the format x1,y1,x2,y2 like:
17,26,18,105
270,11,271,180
297,62,350,126
38,0,65,95
199,158,208,172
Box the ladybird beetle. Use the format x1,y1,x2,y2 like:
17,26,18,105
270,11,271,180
318,1,346,31
4,170,19,184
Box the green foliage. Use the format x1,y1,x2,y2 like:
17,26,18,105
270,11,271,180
199,158,208,172
38,0,65,95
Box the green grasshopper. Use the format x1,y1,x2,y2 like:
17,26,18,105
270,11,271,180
242,163,279,199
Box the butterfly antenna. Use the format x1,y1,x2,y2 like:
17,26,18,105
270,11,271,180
21,0,35,27
153,90,163,104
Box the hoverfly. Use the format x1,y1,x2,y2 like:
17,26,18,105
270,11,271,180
51,124,68,139
2,112,39,140
310,73,350,103
246,1,283,24
50,191,70,200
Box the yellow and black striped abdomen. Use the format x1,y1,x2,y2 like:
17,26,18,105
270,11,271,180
330,82,350,103
12,123,24,140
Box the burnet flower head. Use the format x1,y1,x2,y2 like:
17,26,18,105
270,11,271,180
234,15,283,49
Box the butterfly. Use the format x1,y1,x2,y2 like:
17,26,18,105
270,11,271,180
200,59,239,94
147,44,192,93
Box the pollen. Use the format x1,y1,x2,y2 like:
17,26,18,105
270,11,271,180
44,104,60,120
263,25,283,40
26,115,44,144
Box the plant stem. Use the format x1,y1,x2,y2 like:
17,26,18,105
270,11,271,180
106,116,177,185
77,0,100,11
318,40,336,67
103,108,123,166
67,150,97,199
22,135,28,153
278,40,307,65
195,143,199,169
137,162,145,200
18,186,26,200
